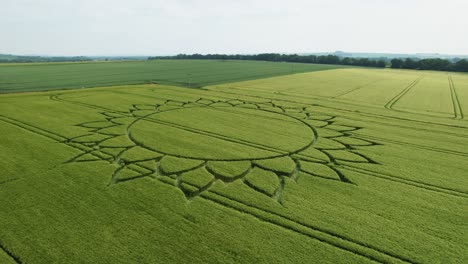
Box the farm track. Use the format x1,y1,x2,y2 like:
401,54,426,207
205,88,468,132
0,114,415,264
448,76,464,119
332,79,385,98
384,77,423,110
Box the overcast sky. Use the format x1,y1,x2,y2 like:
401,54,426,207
2,0,468,56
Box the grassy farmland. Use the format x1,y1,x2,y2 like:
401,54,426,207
0,60,341,93
0,64,467,263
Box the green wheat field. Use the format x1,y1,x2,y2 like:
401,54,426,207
1,60,467,263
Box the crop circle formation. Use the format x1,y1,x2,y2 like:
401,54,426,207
129,107,316,161
64,97,378,203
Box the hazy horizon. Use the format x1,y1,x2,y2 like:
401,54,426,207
2,0,468,56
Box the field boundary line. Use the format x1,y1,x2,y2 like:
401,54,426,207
448,75,464,119
384,76,423,110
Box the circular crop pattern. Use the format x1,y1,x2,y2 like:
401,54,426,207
129,107,315,160
66,97,379,204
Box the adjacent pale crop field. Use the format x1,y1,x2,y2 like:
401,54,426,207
0,62,467,263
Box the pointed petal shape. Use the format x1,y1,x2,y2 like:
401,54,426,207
287,112,307,120
314,138,347,150
113,167,144,183
305,119,329,128
131,110,155,117
100,135,135,148
226,99,244,106
133,104,156,110
71,134,112,143
120,146,163,162
135,160,156,172
239,103,258,109
325,124,359,132
157,105,180,112
180,167,214,189
206,161,251,182
72,152,102,162
334,137,375,146
303,111,333,121
102,112,127,118
179,167,215,198
299,161,340,180
209,102,232,107
254,156,295,175
166,100,185,107
316,127,345,138
100,147,127,159
111,117,135,125
78,121,113,129
159,156,204,175
96,125,126,136
294,147,330,163
244,167,279,196
324,150,370,163
261,107,284,113
184,103,202,108
196,99,214,105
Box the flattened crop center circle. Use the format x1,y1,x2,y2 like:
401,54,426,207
129,107,315,160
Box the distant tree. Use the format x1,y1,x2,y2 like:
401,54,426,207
376,60,386,68
402,58,418,69
147,54,466,72
454,59,468,72
341,57,353,65
419,58,452,71
391,59,404,69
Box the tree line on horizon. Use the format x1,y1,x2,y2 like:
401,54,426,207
149,53,387,68
0,55,91,63
149,54,468,73
390,58,468,72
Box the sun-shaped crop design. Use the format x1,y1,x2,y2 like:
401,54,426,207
63,98,379,203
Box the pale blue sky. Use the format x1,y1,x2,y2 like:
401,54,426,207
2,0,467,56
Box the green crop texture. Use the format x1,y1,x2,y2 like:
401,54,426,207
0,60,341,93
0,64,467,263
